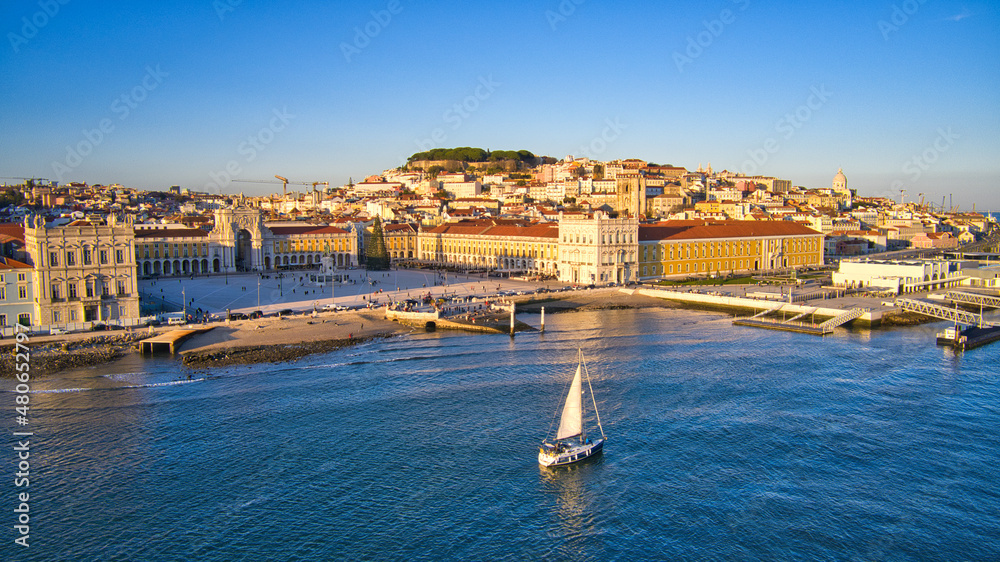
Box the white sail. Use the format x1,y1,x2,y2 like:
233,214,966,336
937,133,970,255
556,363,583,440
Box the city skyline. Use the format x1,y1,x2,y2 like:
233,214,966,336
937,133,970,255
2,0,998,209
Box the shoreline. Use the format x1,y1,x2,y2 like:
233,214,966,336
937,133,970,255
2,287,957,377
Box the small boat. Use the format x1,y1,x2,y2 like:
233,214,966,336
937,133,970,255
539,349,606,468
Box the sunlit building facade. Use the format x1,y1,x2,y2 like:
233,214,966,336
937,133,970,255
637,221,824,279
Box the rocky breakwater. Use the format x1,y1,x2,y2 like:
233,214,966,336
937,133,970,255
181,333,392,368
1,333,146,376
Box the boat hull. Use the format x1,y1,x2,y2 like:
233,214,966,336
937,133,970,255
538,438,604,467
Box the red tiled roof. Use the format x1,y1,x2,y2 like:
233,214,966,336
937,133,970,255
268,225,349,236
0,224,25,243
383,223,417,233
426,219,557,239
0,256,31,269
486,224,558,238
134,228,209,239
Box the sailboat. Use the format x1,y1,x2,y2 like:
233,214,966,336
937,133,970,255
538,349,606,468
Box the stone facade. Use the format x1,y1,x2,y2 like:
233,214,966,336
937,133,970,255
25,214,140,325
134,205,359,278
638,221,824,280
418,219,559,277
557,212,639,284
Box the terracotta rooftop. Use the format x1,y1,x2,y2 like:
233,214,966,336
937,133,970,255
0,224,25,244
0,256,31,269
268,225,349,236
134,228,209,239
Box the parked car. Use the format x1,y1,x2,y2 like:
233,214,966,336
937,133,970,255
277,309,294,316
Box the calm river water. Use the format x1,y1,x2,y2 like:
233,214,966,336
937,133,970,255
7,308,1000,561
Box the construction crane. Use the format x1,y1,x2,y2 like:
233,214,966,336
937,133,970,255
274,175,289,197
1,177,49,185
230,176,326,197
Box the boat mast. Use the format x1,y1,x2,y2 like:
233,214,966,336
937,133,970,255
580,350,605,439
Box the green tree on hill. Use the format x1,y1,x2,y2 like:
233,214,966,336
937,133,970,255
408,147,536,164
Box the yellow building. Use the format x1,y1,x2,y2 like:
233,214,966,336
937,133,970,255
366,222,418,261
638,220,824,279
134,206,358,277
418,219,559,277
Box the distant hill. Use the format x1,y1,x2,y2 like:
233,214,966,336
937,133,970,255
407,147,537,164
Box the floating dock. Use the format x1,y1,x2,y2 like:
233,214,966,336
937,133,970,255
631,287,876,333
732,318,831,335
936,325,1000,351
897,298,1000,351
732,307,864,336
139,328,213,355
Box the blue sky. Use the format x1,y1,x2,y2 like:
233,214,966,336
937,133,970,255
2,0,998,210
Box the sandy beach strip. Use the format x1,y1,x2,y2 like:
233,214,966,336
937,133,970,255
177,310,411,368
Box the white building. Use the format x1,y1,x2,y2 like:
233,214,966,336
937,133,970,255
557,211,639,284
444,180,482,198
832,258,965,294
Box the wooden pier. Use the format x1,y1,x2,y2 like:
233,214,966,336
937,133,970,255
139,328,213,355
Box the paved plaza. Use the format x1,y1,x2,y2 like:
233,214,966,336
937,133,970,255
138,268,551,316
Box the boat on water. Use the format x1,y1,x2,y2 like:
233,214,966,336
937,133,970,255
538,349,606,468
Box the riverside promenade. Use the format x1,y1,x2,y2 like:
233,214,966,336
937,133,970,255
139,269,545,317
